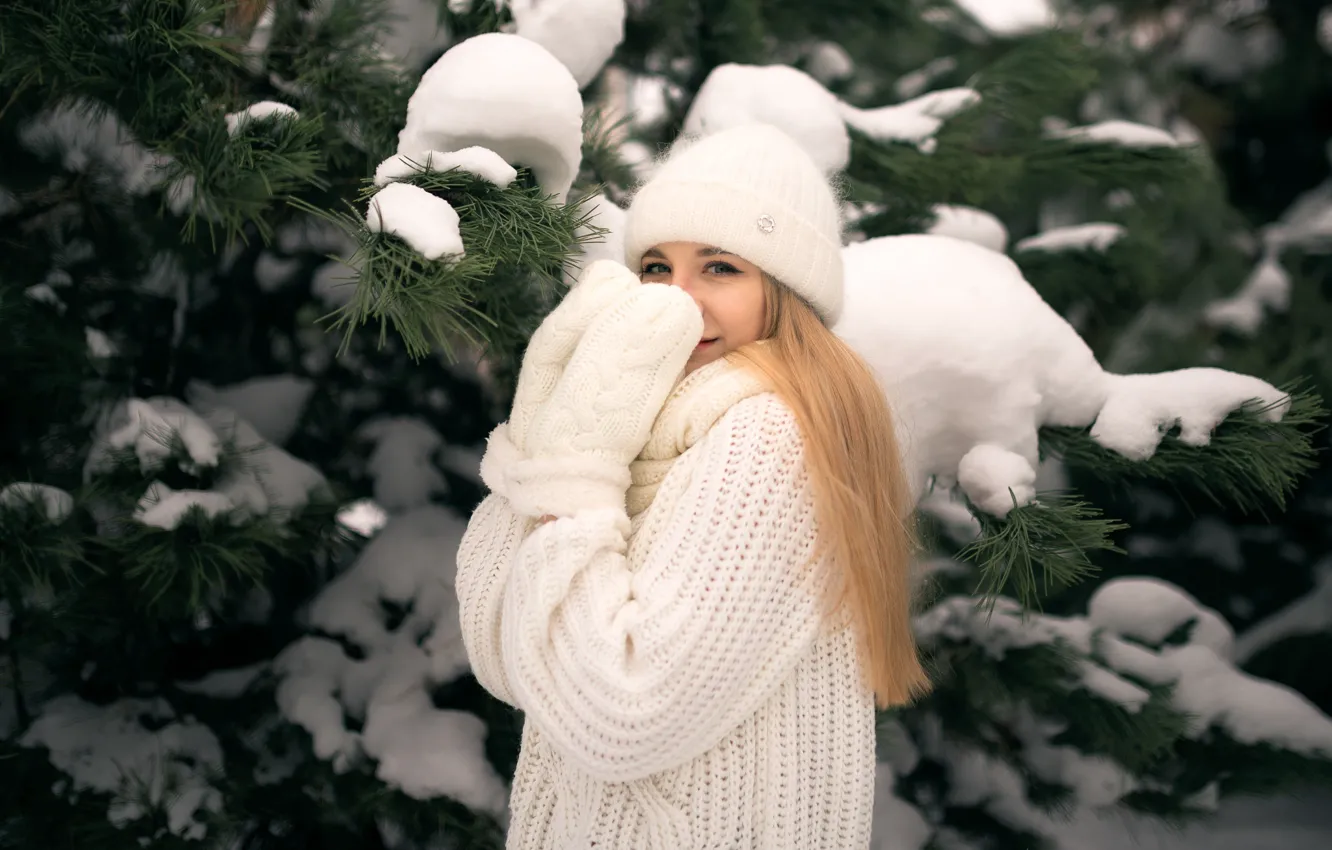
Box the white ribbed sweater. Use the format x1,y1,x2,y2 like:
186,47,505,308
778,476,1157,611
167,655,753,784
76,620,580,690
456,391,877,849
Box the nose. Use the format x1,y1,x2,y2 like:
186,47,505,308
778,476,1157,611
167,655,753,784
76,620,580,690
668,270,705,311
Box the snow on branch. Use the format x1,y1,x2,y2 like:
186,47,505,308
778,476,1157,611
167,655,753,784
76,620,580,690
20,696,224,840
273,506,508,812
682,63,980,171
398,33,584,203
835,234,1317,605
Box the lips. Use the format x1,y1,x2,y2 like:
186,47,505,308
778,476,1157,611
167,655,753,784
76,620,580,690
696,338,718,348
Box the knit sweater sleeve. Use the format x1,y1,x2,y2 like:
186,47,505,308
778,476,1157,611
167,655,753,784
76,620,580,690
455,491,525,707
454,422,533,708
500,394,831,783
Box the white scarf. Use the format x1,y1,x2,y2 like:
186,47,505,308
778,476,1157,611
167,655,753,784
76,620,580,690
626,355,770,519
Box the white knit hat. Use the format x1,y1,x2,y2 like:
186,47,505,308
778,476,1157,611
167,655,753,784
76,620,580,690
624,123,845,325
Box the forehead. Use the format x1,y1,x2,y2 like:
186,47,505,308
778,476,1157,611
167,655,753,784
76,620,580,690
644,243,737,259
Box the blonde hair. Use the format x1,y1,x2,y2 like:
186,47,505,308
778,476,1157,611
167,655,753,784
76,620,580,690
725,274,931,709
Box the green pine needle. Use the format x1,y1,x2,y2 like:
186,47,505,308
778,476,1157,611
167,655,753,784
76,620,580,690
957,491,1128,610
1041,383,1326,516
304,167,601,361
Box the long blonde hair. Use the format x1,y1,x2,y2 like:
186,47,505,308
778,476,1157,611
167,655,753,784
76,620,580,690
726,274,931,709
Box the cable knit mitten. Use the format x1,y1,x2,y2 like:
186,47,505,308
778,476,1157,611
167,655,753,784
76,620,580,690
479,260,640,496
502,283,703,519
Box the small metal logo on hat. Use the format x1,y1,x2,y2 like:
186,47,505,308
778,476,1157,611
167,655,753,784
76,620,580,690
757,214,776,234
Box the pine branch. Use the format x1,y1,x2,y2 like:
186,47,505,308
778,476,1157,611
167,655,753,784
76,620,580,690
168,109,328,248
1040,384,1326,515
0,497,92,597
956,491,1127,610
104,513,284,612
268,0,414,167
307,168,600,361
581,106,640,201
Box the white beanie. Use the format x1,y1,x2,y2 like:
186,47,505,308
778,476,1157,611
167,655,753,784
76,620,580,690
624,123,845,325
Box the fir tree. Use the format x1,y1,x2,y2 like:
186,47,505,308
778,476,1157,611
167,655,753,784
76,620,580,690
2,2,1330,850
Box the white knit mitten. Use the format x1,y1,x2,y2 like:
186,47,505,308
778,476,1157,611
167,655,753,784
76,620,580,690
479,260,639,495
503,282,703,518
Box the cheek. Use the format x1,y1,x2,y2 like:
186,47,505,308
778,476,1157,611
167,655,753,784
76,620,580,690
718,286,766,340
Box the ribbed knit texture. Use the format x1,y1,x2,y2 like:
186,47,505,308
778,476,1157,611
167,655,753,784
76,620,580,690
456,382,878,849
624,123,846,325
626,355,767,519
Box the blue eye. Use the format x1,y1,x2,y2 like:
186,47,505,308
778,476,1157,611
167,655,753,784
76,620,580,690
641,261,669,275
706,261,740,275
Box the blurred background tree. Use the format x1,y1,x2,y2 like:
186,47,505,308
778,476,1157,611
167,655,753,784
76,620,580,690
2,1,1330,849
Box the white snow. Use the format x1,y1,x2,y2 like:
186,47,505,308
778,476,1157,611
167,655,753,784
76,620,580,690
1321,8,1332,55
952,0,1055,35
1078,658,1151,711
1266,180,1332,253
1179,15,1281,83
1234,561,1332,663
337,498,391,537
311,258,359,307
177,662,268,697
224,100,299,136
20,695,224,839
684,63,851,172
508,0,626,88
1166,643,1332,754
90,397,222,476
85,327,116,359
894,57,958,100
0,482,74,523
366,182,464,261
1089,578,1235,658
1016,222,1126,253
805,41,855,84
253,251,301,292
870,765,932,850
1204,252,1291,336
185,375,315,446
834,235,1290,516
838,87,980,154
200,405,330,520
24,283,63,309
1090,368,1288,461
277,214,359,255
1049,119,1182,148
18,98,166,195
398,33,584,203
274,506,508,812
374,147,518,188
357,417,447,512
957,443,1037,517
134,480,235,529
376,0,452,71
626,73,677,128
913,579,1332,846
1052,787,1332,850
926,204,1008,252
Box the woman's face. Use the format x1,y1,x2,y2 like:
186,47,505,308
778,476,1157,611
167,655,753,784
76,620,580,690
639,242,767,374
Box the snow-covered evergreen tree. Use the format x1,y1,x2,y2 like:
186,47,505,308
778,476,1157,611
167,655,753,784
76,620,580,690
2,2,1330,849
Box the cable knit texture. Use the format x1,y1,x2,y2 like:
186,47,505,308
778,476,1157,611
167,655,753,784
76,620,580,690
457,385,877,849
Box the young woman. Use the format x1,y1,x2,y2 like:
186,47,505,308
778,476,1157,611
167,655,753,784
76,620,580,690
456,123,929,849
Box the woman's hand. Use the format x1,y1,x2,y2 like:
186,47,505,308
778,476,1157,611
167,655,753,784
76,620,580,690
507,260,641,454
523,282,702,470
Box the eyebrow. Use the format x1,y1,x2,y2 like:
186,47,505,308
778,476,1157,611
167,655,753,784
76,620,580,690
642,246,732,259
